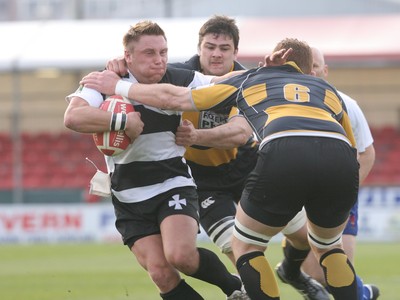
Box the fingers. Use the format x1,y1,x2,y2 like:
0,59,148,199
181,119,192,126
176,119,195,146
280,48,293,60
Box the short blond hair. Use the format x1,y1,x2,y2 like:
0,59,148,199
123,20,166,51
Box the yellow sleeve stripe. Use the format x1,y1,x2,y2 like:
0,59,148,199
324,90,343,115
340,111,357,147
242,83,267,106
192,84,238,110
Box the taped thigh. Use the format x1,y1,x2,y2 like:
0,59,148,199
308,227,342,249
233,219,272,248
281,208,306,235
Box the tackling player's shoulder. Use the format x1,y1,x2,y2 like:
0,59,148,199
162,66,197,87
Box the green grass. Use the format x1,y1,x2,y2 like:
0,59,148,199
0,242,398,299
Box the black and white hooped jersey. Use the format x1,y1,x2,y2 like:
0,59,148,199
67,67,213,203
190,62,356,149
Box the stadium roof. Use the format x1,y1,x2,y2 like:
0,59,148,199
1,14,399,72
238,14,400,66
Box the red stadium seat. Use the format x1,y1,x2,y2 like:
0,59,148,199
1,127,399,191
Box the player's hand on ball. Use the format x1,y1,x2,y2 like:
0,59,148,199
125,112,144,143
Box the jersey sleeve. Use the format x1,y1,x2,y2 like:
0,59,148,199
188,71,214,88
228,106,240,118
65,85,104,107
190,82,239,111
339,91,374,152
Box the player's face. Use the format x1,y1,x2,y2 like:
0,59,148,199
311,50,328,80
198,33,238,76
125,35,168,84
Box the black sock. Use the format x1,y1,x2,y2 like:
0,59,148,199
320,248,358,299
281,238,310,279
190,247,242,296
160,279,203,300
236,251,279,300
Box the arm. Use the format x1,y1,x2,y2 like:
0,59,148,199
211,70,246,83
340,92,375,184
64,96,144,141
358,144,375,184
81,70,197,111
210,48,294,84
64,97,113,133
176,116,253,149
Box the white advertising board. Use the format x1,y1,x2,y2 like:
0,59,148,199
0,186,399,244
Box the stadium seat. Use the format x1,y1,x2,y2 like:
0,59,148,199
1,127,399,193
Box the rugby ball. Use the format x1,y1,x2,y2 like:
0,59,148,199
93,95,134,156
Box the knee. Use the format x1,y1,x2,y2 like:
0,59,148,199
165,248,198,274
319,248,355,288
285,233,309,250
147,263,180,291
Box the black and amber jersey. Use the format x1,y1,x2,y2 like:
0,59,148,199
170,55,257,193
191,62,356,149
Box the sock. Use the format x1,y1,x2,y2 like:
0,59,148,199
281,237,310,279
160,279,203,300
320,248,358,299
355,275,365,300
236,251,280,300
190,247,242,296
362,281,372,300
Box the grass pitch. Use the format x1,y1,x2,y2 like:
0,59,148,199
0,242,398,299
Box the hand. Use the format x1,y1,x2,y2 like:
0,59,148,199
80,70,121,95
106,56,128,77
175,119,198,146
125,111,144,143
259,48,293,67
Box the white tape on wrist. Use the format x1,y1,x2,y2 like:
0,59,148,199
110,113,127,131
115,80,132,98
114,113,123,131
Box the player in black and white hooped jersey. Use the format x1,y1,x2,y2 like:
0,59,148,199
65,20,249,300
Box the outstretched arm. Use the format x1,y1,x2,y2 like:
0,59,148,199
176,116,253,149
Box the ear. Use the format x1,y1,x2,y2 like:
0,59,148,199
324,64,329,77
233,47,239,59
124,49,131,61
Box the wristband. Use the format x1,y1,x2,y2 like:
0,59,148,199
110,113,127,131
115,80,132,98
